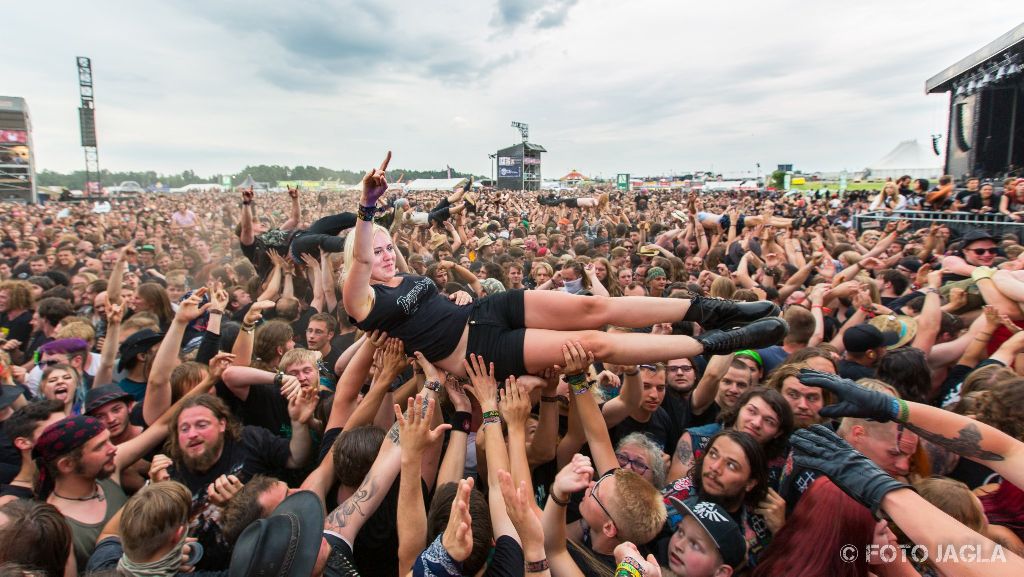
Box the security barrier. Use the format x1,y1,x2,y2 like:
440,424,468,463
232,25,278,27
853,210,1024,237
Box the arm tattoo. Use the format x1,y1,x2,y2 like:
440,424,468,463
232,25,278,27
902,422,1004,462
325,475,378,530
675,438,693,472
387,420,401,445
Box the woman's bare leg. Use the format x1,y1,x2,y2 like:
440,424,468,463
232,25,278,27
522,329,704,373
982,273,1024,319
523,291,690,330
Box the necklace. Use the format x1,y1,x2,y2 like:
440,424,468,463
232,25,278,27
53,484,105,502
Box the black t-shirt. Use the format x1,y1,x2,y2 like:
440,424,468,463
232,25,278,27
0,429,21,484
232,383,293,439
837,359,876,381
0,310,33,347
483,536,525,577
661,391,692,447
610,407,677,455
170,426,292,571
686,399,721,429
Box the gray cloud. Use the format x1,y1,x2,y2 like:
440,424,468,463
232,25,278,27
492,0,578,30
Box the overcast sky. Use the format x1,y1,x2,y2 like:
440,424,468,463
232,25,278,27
7,1,1021,180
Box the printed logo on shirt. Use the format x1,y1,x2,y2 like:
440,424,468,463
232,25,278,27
397,278,433,316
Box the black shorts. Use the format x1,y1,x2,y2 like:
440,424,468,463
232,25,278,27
466,289,527,380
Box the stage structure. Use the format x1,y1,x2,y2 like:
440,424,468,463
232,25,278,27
927,22,1024,179
77,56,101,195
0,96,37,203
495,121,545,191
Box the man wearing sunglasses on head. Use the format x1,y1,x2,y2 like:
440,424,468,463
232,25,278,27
941,229,1000,284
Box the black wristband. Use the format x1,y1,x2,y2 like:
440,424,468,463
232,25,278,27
274,372,283,387
449,411,472,434
550,492,570,507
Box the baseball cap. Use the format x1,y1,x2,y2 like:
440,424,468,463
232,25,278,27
668,496,746,568
85,384,135,415
897,257,922,273
962,229,997,246
843,324,898,354
0,385,24,410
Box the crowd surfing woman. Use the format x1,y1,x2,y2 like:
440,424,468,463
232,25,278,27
342,152,789,381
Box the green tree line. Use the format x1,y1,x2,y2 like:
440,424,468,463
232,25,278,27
37,165,481,190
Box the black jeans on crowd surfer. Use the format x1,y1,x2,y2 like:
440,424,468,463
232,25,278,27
289,212,356,260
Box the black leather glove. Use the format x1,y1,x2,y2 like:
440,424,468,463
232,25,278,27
798,368,898,421
790,424,911,516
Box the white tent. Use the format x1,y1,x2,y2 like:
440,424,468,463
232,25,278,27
867,140,942,180
405,178,469,192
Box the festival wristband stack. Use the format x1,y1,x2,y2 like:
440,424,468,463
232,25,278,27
525,559,549,573
357,204,377,221
614,558,644,577
565,372,591,395
482,410,501,427
424,379,442,392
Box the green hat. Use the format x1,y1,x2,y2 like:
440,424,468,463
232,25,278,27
645,267,666,281
734,349,763,368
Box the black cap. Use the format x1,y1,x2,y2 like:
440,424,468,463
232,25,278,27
962,229,997,246
897,257,922,273
668,496,746,568
592,237,610,248
85,384,134,415
1,240,16,250
117,329,165,372
843,324,898,354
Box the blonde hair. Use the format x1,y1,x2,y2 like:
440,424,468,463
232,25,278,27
916,477,986,533
342,224,392,281
119,481,192,560
54,320,96,347
607,468,667,544
279,348,321,372
709,276,736,299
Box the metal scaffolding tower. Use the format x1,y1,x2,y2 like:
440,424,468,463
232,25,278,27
77,56,101,195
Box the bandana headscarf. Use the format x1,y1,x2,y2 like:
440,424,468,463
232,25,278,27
32,415,105,498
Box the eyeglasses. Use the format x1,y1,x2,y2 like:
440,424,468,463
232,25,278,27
616,452,650,475
589,472,618,527
667,365,694,373
37,359,64,368
966,247,998,256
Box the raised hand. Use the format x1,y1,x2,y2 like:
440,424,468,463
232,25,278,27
241,186,254,204
462,353,498,411
496,469,544,546
375,338,408,384
287,185,299,200
207,352,236,383
395,394,450,458
613,543,663,577
149,454,173,483
361,151,392,207
754,488,787,535
243,300,276,326
411,350,445,384
174,288,209,324
552,454,594,503
448,290,473,306
107,302,124,325
444,376,472,412
498,377,531,428
442,478,475,562
207,282,229,312
554,340,594,376
287,386,319,424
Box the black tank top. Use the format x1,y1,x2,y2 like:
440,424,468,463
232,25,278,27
352,274,472,361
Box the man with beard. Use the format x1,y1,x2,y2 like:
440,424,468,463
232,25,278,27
33,414,171,568
660,356,701,446
659,429,770,568
150,392,317,571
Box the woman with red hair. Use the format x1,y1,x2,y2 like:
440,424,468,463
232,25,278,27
752,477,912,577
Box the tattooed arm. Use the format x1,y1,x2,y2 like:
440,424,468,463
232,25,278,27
665,431,694,482
324,436,402,544
899,401,1024,489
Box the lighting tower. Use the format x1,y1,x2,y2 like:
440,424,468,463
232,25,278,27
76,57,101,195
511,121,529,143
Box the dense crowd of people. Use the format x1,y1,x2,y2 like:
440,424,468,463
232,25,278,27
0,162,1023,577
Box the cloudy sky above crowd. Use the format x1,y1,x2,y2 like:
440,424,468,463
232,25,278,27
8,1,1021,179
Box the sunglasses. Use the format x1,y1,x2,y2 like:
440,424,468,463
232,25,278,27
616,452,650,475
966,247,998,256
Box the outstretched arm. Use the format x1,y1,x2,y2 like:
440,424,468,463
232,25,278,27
324,437,402,545
343,152,391,322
